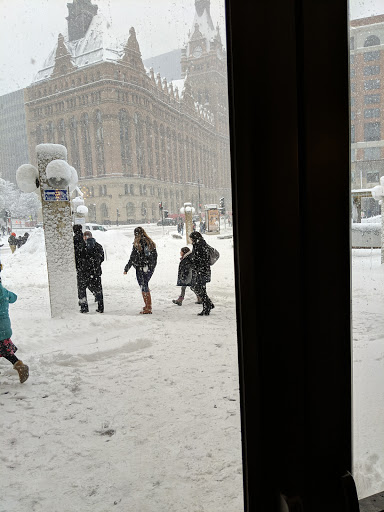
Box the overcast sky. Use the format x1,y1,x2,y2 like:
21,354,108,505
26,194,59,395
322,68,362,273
0,0,382,97
0,0,226,96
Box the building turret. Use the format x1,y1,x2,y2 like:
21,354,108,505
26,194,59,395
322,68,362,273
66,0,98,42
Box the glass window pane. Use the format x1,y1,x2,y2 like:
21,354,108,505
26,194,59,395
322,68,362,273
0,1,243,510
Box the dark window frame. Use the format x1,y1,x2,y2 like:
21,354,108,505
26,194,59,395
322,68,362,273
226,0,357,509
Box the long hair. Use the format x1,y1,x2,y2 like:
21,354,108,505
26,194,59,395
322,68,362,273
133,226,156,251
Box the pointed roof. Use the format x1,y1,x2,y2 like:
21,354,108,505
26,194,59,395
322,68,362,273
186,0,216,56
33,13,124,83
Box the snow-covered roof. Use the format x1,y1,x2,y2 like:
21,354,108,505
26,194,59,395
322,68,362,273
33,14,125,83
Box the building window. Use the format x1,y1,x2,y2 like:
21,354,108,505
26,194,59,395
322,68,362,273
81,113,93,176
364,94,381,104
134,112,145,176
146,117,153,177
351,149,356,162
46,121,54,143
119,109,132,174
57,119,66,146
364,50,380,61
350,36,355,50
351,125,355,143
364,147,381,160
366,171,380,182
94,109,105,175
364,122,381,141
36,124,44,145
364,65,380,76
69,117,81,176
364,79,381,90
364,35,381,47
100,203,108,219
364,108,381,118
130,184,134,195
126,202,135,218
125,184,129,195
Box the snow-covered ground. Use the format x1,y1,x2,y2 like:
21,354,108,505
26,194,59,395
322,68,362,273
352,248,384,499
2,225,383,508
0,225,243,512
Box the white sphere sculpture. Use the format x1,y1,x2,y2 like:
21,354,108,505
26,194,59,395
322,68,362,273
16,164,39,193
77,205,88,215
46,159,72,188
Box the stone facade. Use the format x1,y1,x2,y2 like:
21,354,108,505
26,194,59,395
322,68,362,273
24,0,231,224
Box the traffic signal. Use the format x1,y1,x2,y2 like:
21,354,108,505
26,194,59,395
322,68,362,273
117,208,120,217
219,197,226,214
164,210,169,218
159,202,163,211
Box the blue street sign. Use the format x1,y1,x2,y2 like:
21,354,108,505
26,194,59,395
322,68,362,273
43,189,69,201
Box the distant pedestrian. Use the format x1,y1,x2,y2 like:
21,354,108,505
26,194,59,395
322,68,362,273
124,226,157,314
172,247,201,306
21,232,29,245
192,221,196,232
1,226,5,236
73,225,105,313
0,279,29,383
189,231,214,316
200,221,206,234
8,232,17,254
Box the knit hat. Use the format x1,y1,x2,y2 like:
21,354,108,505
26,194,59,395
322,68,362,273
11,232,16,236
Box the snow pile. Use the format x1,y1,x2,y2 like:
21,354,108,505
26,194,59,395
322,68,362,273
1,225,243,512
46,159,72,188
16,164,39,193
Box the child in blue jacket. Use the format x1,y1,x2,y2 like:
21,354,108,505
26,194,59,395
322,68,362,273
0,280,29,383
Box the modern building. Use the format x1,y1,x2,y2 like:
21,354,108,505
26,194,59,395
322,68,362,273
350,14,384,217
0,89,29,183
24,0,231,224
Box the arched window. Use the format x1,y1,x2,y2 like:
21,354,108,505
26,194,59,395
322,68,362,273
153,121,160,179
141,202,147,218
100,203,108,219
81,113,93,176
364,35,381,47
134,112,145,176
119,109,132,174
160,124,166,180
88,203,96,222
126,202,135,218
36,125,44,145
57,119,66,147
69,117,81,175
166,127,173,182
125,184,129,195
46,121,54,143
94,109,105,175
146,117,153,177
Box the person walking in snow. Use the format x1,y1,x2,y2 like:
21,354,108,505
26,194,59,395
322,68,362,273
73,225,105,313
8,232,17,254
172,246,201,306
0,279,29,383
189,231,214,316
124,226,157,314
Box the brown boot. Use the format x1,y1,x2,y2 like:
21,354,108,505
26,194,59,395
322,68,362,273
13,360,29,383
140,291,152,314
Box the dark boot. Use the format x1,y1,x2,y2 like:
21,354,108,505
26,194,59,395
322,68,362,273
95,292,104,313
172,296,184,306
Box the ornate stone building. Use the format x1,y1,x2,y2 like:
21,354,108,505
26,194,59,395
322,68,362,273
24,0,231,224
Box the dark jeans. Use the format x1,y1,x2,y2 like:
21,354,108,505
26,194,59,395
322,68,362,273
77,272,104,311
193,284,212,311
136,268,153,292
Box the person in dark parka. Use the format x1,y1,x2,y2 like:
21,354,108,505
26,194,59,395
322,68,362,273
73,225,105,313
172,247,201,305
124,226,157,314
189,231,214,316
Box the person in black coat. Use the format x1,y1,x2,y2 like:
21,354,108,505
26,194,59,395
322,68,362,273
189,231,214,316
73,225,105,313
124,226,157,314
172,247,201,306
